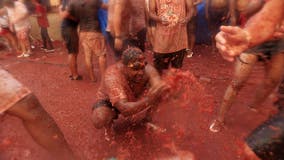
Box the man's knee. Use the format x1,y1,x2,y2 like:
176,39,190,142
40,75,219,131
92,107,116,129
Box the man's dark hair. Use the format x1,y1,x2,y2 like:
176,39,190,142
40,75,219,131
121,47,144,65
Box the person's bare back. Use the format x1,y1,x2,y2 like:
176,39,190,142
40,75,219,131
209,0,228,9
236,0,250,12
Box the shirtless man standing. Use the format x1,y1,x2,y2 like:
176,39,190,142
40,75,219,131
205,0,234,51
210,0,284,132
106,0,146,60
214,1,284,159
62,0,107,82
91,47,169,134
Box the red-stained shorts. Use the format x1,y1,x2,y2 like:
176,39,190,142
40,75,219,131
79,31,106,57
0,68,31,113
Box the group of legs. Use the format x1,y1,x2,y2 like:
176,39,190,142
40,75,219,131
210,39,284,159
210,50,284,132
63,27,106,82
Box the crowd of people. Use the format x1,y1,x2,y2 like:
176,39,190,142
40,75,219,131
0,0,284,159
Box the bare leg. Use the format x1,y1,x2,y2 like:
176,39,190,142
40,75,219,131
243,143,261,160
189,34,196,52
210,53,258,132
83,45,96,82
24,30,32,54
249,53,284,110
19,41,27,53
98,54,106,78
4,32,18,52
6,94,75,160
68,54,79,78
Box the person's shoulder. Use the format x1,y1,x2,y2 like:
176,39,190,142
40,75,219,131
105,63,122,75
104,63,124,80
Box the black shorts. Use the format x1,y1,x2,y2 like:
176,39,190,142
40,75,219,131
153,49,186,72
245,39,284,60
106,29,146,60
61,27,79,54
93,99,120,119
245,109,284,160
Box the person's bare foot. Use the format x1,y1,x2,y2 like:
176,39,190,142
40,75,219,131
104,127,115,141
209,119,224,133
145,122,166,133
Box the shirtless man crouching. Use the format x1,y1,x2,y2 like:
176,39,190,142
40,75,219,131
91,47,169,138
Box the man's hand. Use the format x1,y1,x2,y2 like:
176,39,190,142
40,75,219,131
215,26,250,62
114,38,123,51
178,18,187,25
147,81,170,104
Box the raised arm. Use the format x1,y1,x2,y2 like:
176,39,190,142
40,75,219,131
244,0,284,45
216,0,284,61
108,64,168,117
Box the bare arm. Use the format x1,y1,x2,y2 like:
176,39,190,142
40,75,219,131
115,97,152,117
244,0,284,47
229,0,237,25
145,64,163,87
115,65,168,117
242,0,264,17
215,0,284,61
149,0,163,23
113,0,125,38
184,0,194,23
